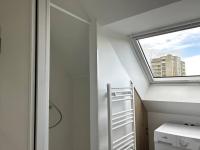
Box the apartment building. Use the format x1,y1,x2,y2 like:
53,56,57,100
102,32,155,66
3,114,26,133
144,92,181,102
151,54,186,77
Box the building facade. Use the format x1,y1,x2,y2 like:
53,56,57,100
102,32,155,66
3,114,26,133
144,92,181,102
151,54,186,77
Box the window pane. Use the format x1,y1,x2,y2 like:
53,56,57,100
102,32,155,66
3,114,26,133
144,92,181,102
138,27,200,77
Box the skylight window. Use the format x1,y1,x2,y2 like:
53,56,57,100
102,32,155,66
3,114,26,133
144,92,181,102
135,26,200,79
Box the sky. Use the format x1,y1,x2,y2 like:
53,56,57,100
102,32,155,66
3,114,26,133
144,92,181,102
139,27,200,76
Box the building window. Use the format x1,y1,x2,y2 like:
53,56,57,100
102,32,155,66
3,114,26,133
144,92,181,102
131,22,200,81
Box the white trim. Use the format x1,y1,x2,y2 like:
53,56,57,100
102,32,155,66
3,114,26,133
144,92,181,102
130,18,200,39
50,3,90,25
35,0,50,150
28,0,36,150
130,18,200,84
130,39,154,83
35,2,98,150
131,83,137,150
153,76,200,84
89,19,99,150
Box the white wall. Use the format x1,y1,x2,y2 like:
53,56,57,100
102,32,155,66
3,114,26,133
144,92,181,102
49,47,90,150
0,0,33,150
144,83,200,150
148,112,200,150
49,49,73,150
49,57,90,150
49,75,73,150
145,84,200,103
97,28,149,150
73,77,90,150
97,30,131,150
103,31,149,97
143,100,200,117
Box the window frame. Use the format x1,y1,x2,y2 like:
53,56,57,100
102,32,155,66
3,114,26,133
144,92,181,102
130,18,200,84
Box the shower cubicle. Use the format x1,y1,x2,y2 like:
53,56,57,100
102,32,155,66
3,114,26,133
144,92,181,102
49,2,90,150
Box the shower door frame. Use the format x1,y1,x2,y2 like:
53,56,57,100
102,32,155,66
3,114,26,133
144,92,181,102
35,0,99,150
35,0,50,150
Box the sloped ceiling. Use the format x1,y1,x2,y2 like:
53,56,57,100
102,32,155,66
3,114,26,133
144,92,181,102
103,0,200,35
79,0,181,25
50,7,89,77
51,0,180,25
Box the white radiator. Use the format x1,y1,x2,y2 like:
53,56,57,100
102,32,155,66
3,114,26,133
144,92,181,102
107,82,136,150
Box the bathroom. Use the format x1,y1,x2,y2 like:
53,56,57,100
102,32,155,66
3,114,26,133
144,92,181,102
1,0,200,150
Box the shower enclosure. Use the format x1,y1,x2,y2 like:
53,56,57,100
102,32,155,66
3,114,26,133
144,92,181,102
49,3,90,150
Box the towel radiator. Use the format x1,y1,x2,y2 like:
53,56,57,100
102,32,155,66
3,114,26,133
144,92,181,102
107,82,136,150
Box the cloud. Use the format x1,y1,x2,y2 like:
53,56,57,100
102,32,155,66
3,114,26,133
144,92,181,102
138,27,200,76
183,55,200,76
139,26,200,60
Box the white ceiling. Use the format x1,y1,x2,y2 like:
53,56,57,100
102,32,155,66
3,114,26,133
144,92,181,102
50,0,200,35
103,0,200,35
51,0,90,22
79,0,181,25
50,7,89,77
51,0,180,25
